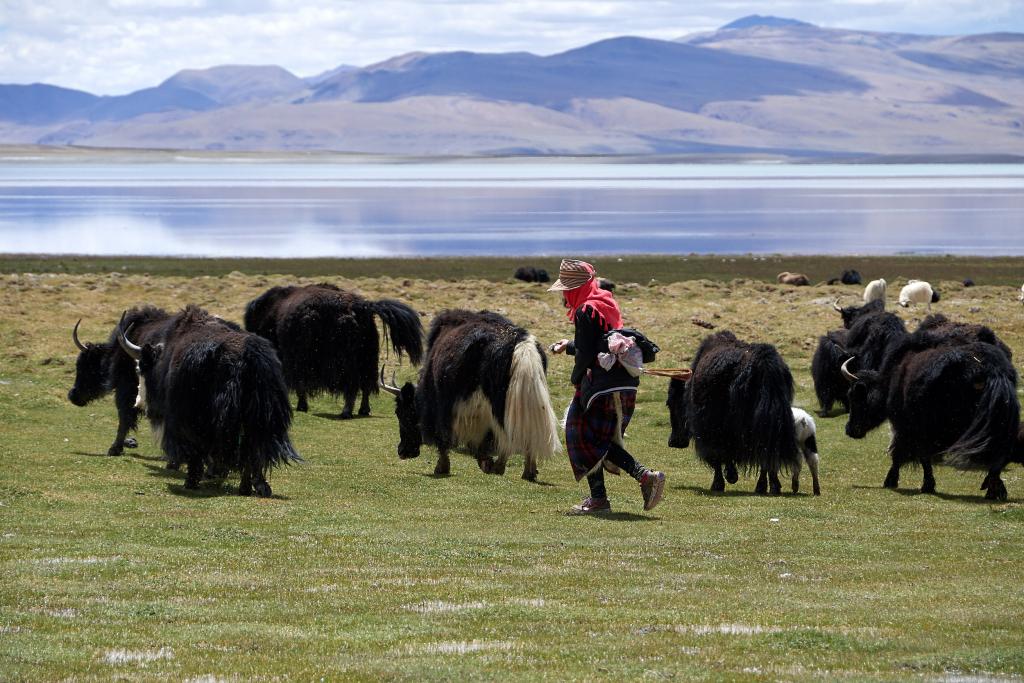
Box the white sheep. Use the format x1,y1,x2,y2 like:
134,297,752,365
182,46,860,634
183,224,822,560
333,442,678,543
1019,283,1023,305
862,278,886,305
898,279,939,311
791,407,821,496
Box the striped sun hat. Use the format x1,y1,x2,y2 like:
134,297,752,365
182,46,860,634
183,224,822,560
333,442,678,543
547,259,595,291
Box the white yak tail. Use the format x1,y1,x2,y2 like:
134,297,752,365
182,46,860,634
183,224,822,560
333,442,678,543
505,336,561,473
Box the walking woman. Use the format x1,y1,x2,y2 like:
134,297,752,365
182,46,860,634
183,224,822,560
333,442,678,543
548,259,665,515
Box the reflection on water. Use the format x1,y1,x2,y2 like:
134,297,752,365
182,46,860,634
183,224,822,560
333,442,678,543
1,162,1023,256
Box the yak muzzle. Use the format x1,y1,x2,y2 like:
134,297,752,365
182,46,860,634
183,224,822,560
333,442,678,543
67,388,88,407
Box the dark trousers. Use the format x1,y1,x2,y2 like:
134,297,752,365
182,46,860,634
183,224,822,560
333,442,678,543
586,442,646,500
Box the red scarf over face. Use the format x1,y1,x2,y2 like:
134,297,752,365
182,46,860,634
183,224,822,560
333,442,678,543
564,277,623,331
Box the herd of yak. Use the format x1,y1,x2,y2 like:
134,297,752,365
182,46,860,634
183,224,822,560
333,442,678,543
66,275,1024,502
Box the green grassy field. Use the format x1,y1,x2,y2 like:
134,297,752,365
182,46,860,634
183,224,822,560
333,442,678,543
2,259,1024,681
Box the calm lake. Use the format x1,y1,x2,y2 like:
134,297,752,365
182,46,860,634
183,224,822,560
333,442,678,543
1,160,1023,257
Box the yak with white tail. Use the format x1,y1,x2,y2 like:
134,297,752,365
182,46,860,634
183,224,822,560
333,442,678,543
380,309,560,481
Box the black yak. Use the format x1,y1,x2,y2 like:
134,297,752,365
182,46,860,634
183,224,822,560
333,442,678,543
68,306,179,455
513,266,550,283
380,309,559,481
841,317,1019,500
827,269,862,285
118,305,301,496
666,331,800,494
244,284,423,418
810,299,886,416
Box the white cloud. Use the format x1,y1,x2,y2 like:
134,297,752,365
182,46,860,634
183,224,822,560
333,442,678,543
0,1,1020,95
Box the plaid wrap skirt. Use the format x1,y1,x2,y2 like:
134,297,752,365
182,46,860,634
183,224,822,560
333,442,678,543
565,389,637,481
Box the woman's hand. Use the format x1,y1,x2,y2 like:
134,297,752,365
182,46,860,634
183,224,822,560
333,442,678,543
549,339,569,354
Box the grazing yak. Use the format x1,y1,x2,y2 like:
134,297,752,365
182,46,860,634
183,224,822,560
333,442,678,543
119,305,301,496
380,309,559,481
68,306,187,456
841,316,1018,500
244,284,423,418
597,277,616,292
827,269,862,286
777,271,810,286
863,278,886,305
513,266,550,283
810,299,886,416
666,331,800,494
898,280,940,310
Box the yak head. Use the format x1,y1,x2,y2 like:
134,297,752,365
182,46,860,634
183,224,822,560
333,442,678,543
840,357,887,439
68,319,114,407
833,298,883,329
380,367,422,459
116,317,164,414
666,378,691,449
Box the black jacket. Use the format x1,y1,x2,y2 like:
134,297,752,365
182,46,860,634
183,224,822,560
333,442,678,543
566,306,640,410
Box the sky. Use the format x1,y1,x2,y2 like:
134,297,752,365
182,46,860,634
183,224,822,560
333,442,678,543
1,0,1022,95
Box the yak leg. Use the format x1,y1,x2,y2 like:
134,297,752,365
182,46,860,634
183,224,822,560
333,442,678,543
434,448,451,476
725,461,739,484
920,459,936,494
806,452,821,496
296,390,309,413
522,452,538,482
768,469,782,495
791,458,802,494
339,387,358,420
883,463,901,489
710,463,726,492
357,390,372,417
184,452,203,490
983,467,1008,501
754,468,769,495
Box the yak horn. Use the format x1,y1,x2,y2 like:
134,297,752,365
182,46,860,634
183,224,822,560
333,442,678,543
832,298,843,313
840,357,859,382
72,318,87,351
117,312,142,361
379,365,401,396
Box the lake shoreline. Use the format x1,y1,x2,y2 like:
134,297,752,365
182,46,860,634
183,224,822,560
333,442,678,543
4,253,1023,286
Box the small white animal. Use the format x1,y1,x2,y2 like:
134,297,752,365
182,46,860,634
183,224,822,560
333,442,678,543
1019,283,1023,304
898,280,939,311
863,278,886,305
791,407,821,496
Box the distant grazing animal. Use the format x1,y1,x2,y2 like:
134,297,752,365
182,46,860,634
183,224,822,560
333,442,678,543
1019,283,1024,304
597,278,616,292
118,305,301,496
380,309,559,481
68,306,177,456
513,266,550,284
791,408,821,495
862,278,886,305
827,269,862,285
898,280,939,310
777,272,810,286
244,284,423,418
962,278,975,287
666,331,800,494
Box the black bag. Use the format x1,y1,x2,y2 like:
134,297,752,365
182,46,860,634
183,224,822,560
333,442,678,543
604,328,660,363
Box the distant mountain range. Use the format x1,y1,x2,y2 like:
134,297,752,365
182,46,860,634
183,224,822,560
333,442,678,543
1,16,1022,157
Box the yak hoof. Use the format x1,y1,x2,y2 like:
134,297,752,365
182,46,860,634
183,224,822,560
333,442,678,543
984,478,1008,501
254,481,272,497
239,482,252,496
491,461,506,476
107,444,124,457
165,460,181,471
123,437,138,449
357,406,371,417
883,475,899,489
522,469,537,482
296,399,308,412
791,477,800,494
185,478,201,490
477,458,493,474
812,483,821,496
921,481,936,494
434,463,450,476
710,478,725,493
754,480,768,495
339,411,354,420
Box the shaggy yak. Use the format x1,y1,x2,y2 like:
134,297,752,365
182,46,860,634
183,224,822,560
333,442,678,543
244,284,424,418
68,306,188,455
666,331,800,494
810,299,886,416
380,309,560,481
841,315,1018,500
513,266,550,283
118,305,301,496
